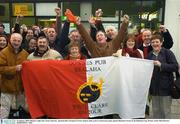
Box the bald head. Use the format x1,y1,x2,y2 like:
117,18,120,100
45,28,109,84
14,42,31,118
11,33,22,40
10,33,23,50
105,26,117,39
142,29,152,45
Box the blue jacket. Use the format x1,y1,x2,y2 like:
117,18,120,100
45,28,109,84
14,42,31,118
148,48,179,96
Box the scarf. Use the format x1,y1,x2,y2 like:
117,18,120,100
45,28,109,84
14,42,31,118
122,47,142,58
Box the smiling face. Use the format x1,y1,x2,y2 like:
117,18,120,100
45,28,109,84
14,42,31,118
105,26,117,39
26,29,34,40
70,46,80,57
126,38,135,49
151,35,163,53
0,36,7,49
151,39,162,53
10,33,22,50
28,38,37,50
37,37,48,52
96,31,107,44
123,34,136,49
142,29,152,45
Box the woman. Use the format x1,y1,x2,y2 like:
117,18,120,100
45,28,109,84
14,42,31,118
113,34,144,59
0,35,8,51
0,35,8,91
148,34,179,119
26,37,37,54
65,41,86,60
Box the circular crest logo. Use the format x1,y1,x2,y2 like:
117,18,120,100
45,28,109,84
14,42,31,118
77,76,103,104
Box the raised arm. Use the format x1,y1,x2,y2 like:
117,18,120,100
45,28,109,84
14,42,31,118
76,19,96,54
65,9,96,55
112,15,129,51
95,9,105,32
89,9,106,42
13,15,22,33
159,25,173,49
55,7,62,37
89,16,97,41
56,20,71,53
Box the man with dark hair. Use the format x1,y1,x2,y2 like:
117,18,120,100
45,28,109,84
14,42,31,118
0,23,7,35
27,36,63,60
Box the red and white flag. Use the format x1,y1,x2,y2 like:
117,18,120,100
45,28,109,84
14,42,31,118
22,57,153,119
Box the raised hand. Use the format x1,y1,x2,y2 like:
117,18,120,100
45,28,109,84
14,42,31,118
159,25,167,32
123,14,129,23
88,16,96,25
65,9,78,23
95,9,103,18
76,17,81,25
55,7,61,17
16,14,23,23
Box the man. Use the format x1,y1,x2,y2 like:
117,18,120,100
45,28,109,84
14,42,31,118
46,7,61,51
0,23,7,36
69,13,129,58
69,29,82,42
27,36,62,60
0,33,29,118
66,9,129,119
27,36,62,119
89,9,114,42
65,29,91,58
105,26,117,39
138,29,153,59
138,25,173,59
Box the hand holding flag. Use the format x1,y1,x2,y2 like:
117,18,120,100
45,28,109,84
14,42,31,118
65,9,78,24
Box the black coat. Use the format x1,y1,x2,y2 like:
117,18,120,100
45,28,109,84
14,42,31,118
59,21,91,58
148,48,179,96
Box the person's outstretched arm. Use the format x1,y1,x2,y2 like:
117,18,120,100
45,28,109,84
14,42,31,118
112,15,129,51
55,7,62,38
13,15,22,33
159,25,173,49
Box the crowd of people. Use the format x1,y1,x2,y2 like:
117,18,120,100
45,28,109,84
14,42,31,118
0,7,179,119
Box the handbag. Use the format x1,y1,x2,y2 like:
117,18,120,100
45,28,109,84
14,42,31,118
171,71,180,99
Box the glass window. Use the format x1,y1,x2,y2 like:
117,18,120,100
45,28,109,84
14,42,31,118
36,3,58,16
37,18,56,28
0,3,10,22
92,1,142,32
3,23,11,34
141,0,164,30
37,18,77,31
92,0,164,31
12,3,34,16
62,2,80,16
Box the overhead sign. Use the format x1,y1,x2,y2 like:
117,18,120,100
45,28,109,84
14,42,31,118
14,4,34,16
